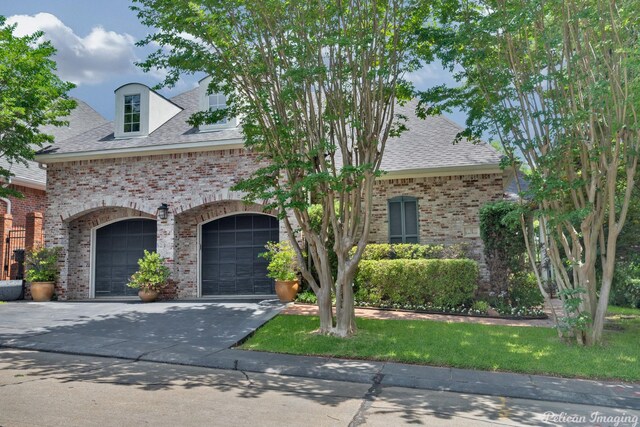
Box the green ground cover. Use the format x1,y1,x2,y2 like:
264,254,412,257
241,307,640,381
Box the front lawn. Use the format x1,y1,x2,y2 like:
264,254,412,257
241,307,640,382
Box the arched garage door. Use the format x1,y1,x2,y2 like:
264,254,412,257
201,214,279,296
94,219,157,297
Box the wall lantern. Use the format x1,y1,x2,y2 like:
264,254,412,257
157,203,169,221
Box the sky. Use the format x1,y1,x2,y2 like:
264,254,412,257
2,1,462,124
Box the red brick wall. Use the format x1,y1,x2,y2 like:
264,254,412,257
0,184,46,228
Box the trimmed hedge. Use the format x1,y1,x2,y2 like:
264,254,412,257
356,243,469,261
355,259,479,308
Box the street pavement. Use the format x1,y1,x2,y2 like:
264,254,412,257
0,349,638,426
0,301,638,413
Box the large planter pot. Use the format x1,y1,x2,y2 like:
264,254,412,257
0,280,23,301
138,289,159,303
275,280,299,303
30,282,55,302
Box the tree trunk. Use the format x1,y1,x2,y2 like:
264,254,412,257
334,271,357,337
317,286,334,334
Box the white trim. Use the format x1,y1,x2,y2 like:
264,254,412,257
35,138,245,163
90,216,158,299
197,211,278,298
6,176,46,191
378,164,502,180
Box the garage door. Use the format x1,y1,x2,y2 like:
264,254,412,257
201,214,279,296
94,219,157,297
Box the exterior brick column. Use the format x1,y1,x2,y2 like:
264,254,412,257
156,216,177,300
0,213,13,280
25,212,44,251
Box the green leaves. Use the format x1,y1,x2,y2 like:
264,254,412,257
25,246,62,282
126,250,171,292
0,17,75,197
260,241,299,281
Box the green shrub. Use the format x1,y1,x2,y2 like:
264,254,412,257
260,241,298,281
479,201,529,295
25,246,62,282
357,243,469,261
296,290,318,304
127,250,171,292
355,259,478,308
472,300,490,314
509,272,544,308
611,260,640,308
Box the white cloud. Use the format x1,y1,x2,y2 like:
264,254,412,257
7,13,138,85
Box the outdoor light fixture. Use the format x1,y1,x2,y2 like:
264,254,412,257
157,203,169,221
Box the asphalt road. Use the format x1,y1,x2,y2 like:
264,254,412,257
0,349,637,427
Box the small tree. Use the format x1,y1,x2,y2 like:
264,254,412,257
424,0,640,344
133,0,427,336
0,17,75,197
479,201,528,296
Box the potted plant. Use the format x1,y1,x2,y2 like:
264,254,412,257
25,246,62,302
260,241,300,302
127,250,171,302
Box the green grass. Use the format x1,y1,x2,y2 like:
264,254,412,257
241,306,640,382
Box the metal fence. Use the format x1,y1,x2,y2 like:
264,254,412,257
2,228,26,280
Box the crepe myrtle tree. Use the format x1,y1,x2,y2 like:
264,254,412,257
422,0,640,345
0,16,75,197
133,0,429,336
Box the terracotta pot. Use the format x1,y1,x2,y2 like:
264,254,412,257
138,289,159,303
30,282,55,302
275,279,299,302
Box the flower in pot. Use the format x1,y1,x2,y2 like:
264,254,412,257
25,246,62,302
260,241,300,302
127,250,171,302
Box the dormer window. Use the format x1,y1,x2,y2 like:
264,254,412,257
208,93,227,125
198,76,236,131
114,83,182,139
124,94,141,133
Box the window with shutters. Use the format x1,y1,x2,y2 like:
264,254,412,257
388,196,419,244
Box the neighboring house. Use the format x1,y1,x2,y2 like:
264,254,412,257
35,79,506,300
0,100,108,227
0,100,107,280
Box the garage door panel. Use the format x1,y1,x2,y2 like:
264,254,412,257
219,248,236,262
218,280,237,294
253,215,271,228
201,280,218,295
219,263,235,278
236,231,253,245
253,230,270,245
201,214,278,296
236,215,253,230
94,219,157,297
219,231,235,246
111,252,127,266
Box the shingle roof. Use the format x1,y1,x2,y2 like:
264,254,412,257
39,87,243,156
382,100,502,172
37,89,502,173
0,99,108,185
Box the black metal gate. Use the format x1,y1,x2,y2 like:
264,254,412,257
3,228,26,280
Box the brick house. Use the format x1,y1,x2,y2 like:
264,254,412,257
35,79,506,300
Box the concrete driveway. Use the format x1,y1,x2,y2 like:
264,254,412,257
0,300,285,364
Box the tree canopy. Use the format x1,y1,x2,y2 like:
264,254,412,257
133,0,428,336
423,0,640,345
0,16,75,197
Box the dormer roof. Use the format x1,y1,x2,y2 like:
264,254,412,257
113,83,182,139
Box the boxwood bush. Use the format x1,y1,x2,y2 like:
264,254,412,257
355,259,479,308
357,243,469,261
